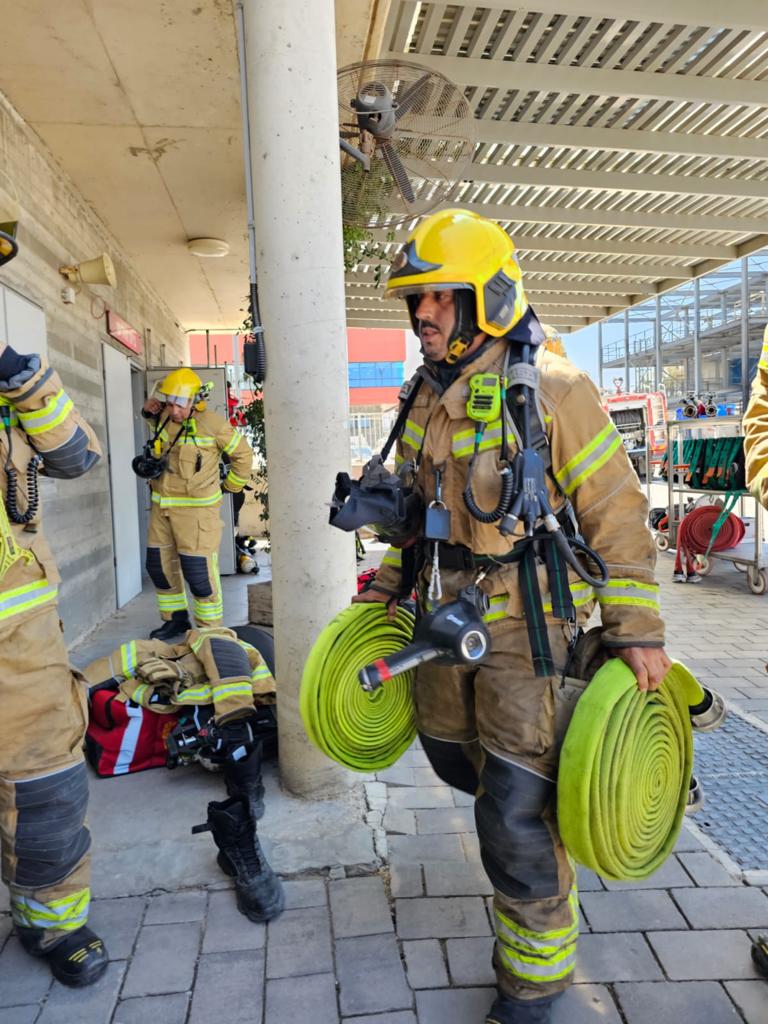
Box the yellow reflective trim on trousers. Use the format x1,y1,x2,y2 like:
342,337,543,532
483,594,508,623
495,889,578,945
0,579,58,621
212,681,253,701
17,390,73,435
542,582,594,614
598,579,660,610
151,490,222,507
120,641,138,677
496,944,576,984
555,422,622,495
382,546,402,568
12,887,90,931
177,685,213,703
225,469,248,488
223,429,244,455
157,592,188,610
251,664,273,680
401,419,424,451
195,604,223,621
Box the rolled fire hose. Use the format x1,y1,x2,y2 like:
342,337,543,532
300,603,416,772
674,503,745,576
558,659,705,881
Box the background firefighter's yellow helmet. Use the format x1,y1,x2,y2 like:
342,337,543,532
541,323,566,358
156,368,203,405
385,208,528,362
0,186,20,268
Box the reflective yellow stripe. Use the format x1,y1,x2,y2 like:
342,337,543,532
225,469,248,489
178,436,215,446
597,579,660,610
452,420,515,459
12,887,90,932
542,582,594,614
0,579,58,621
17,390,73,435
401,418,424,452
382,546,402,568
212,681,253,701
132,682,150,707
157,591,188,611
251,664,273,681
120,641,138,677
223,429,244,456
483,594,508,623
555,422,622,495
151,491,222,508
494,888,578,984
176,684,213,703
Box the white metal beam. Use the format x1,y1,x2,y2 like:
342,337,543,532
385,52,768,110
363,230,737,261
403,0,768,33
467,163,768,202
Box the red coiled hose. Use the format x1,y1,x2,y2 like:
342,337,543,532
674,505,745,575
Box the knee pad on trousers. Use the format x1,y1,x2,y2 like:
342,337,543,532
146,547,171,590
420,733,479,796
12,763,91,888
179,553,213,597
209,637,251,679
475,749,559,900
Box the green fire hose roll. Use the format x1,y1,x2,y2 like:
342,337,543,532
558,659,705,881
300,603,417,772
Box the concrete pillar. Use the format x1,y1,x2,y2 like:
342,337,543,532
693,278,701,396
240,0,356,796
741,256,750,411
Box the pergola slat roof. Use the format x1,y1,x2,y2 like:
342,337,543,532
348,2,768,334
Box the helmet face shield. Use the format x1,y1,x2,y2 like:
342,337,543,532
158,392,194,406
156,368,203,403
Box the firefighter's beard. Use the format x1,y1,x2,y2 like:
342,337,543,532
419,319,452,362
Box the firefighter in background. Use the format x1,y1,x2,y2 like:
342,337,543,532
141,369,253,641
84,626,284,922
354,209,669,1024
740,321,768,981
0,217,107,985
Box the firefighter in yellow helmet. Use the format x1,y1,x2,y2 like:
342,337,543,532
139,368,254,640
0,218,108,985
352,209,669,1024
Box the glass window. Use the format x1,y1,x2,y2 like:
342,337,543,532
348,362,404,388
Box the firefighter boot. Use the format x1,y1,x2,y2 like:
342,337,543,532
486,993,555,1024
18,925,109,988
150,609,192,641
224,743,265,822
194,795,284,922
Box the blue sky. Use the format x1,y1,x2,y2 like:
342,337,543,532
564,323,600,384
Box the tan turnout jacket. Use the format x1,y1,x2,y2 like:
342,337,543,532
372,340,664,648
743,325,768,508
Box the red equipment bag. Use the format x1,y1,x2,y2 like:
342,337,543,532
85,684,180,778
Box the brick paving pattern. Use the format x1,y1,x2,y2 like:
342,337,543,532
2,560,768,1022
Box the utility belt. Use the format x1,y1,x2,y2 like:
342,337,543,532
417,514,589,679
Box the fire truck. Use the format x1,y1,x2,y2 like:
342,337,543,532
601,386,668,478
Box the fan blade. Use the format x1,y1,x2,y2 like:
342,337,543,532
381,142,415,205
395,75,431,120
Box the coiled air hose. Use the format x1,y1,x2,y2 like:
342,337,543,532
300,604,417,772
558,659,704,881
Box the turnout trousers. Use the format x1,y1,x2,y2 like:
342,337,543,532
147,505,224,626
413,618,585,1003
0,605,92,951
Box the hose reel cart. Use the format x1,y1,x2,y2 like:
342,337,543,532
658,417,767,595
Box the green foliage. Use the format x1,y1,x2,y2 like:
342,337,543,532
342,224,393,286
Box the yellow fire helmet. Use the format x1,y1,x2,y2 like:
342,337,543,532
0,188,20,267
0,222,18,268
385,208,528,363
156,367,203,406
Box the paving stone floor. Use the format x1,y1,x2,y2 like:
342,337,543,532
2,548,768,1022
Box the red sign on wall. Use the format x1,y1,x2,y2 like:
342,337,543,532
106,310,143,355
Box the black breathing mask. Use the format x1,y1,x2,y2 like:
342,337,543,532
132,442,168,480
329,455,423,547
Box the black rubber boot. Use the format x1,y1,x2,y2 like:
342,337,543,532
751,934,768,978
149,610,192,641
18,925,109,988
486,992,555,1024
224,743,265,821
194,795,284,922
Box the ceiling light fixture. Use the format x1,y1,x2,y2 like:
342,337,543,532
187,237,230,258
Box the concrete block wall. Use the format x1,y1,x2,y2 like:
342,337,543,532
0,90,188,642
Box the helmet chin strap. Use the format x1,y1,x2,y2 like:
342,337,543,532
444,290,478,364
